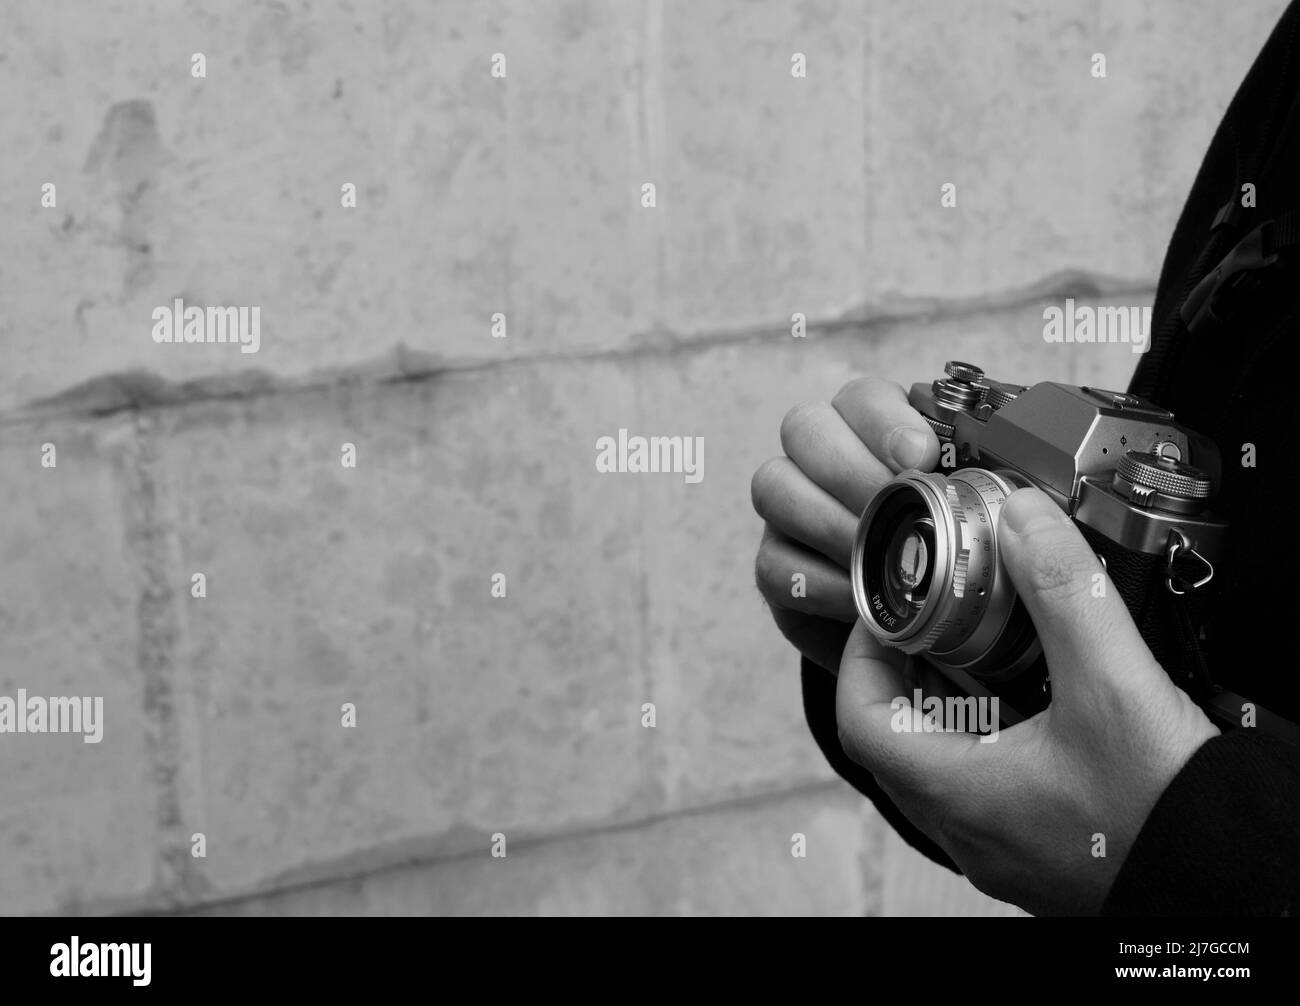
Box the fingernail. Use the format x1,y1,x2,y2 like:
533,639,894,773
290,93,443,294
1001,488,1069,536
888,427,928,469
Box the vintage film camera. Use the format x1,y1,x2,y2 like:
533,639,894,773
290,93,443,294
850,361,1233,725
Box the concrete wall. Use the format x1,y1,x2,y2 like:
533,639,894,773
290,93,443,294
0,0,1286,916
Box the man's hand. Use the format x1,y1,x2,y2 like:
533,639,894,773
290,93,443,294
835,487,1220,915
751,378,940,672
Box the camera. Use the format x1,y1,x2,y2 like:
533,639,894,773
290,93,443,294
849,361,1228,721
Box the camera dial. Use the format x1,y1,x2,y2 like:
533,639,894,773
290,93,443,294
858,366,1229,683
1113,450,1212,514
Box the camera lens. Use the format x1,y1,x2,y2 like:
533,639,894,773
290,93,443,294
850,469,1040,681
884,517,934,613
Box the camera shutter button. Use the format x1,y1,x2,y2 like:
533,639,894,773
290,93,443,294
944,361,984,383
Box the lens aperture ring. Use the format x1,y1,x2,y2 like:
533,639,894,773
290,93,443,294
945,483,970,599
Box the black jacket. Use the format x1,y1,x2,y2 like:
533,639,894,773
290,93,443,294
803,0,1300,916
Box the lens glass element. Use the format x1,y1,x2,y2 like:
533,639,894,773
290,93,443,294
882,517,934,617
861,491,935,633
851,468,1040,681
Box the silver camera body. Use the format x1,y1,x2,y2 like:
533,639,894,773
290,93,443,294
850,362,1228,694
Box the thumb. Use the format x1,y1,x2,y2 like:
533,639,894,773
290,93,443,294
997,487,1164,705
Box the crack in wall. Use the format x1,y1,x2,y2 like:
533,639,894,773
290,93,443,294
13,265,1156,914
125,412,210,909
4,268,1155,427
136,777,850,917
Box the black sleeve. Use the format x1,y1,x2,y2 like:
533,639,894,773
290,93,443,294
801,657,959,873
1102,730,1300,916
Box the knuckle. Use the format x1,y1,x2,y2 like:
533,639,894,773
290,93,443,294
768,604,808,640
1022,542,1095,604
832,375,890,411
753,540,785,598
749,457,788,514
778,401,824,453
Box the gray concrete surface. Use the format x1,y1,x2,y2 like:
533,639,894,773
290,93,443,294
0,0,1285,915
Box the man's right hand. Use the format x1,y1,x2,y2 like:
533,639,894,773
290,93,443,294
750,376,941,673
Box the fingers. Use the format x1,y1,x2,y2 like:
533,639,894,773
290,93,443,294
757,377,936,569
779,401,893,514
997,488,1164,704
751,457,858,566
754,525,857,621
831,377,940,474
835,621,986,788
768,606,854,675
836,618,911,705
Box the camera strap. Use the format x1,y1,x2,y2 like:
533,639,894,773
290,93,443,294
1164,576,1300,747
1179,207,1300,337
